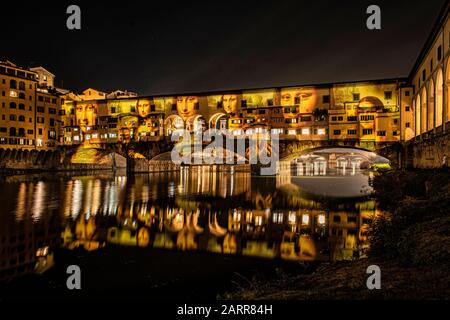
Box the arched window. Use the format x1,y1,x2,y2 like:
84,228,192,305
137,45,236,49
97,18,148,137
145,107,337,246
428,80,434,131
421,87,427,134
446,58,450,122
10,79,17,89
18,81,25,90
9,102,16,109
18,115,25,122
18,103,25,110
18,128,25,136
415,95,421,137
435,68,443,127
19,92,25,99
9,127,16,137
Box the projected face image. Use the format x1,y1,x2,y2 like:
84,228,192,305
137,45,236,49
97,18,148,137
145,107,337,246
137,100,151,118
177,96,199,120
76,104,97,132
281,88,318,113
222,94,238,114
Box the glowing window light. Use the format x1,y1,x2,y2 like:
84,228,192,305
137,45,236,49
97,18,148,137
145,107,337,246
288,211,296,223
317,128,326,135
302,214,310,225
288,129,297,135
301,128,310,135
318,214,326,225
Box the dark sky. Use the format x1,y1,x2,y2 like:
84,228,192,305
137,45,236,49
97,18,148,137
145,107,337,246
0,0,447,95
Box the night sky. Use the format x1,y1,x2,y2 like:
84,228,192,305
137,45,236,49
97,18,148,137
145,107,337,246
0,0,447,95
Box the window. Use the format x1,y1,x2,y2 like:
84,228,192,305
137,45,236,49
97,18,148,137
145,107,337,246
405,106,410,112
405,91,410,97
10,90,17,98
19,93,25,99
347,116,357,121
317,128,326,135
422,69,426,81
300,116,312,122
241,100,247,108
347,129,357,135
406,122,410,128
384,91,392,100
294,96,300,104
9,115,17,121
51,98,57,104
37,107,44,113
18,82,25,91
9,102,16,109
360,115,374,121
363,129,373,135
301,128,310,135
18,104,25,110
150,105,156,112
27,129,33,135
111,106,117,113
377,130,386,136
49,108,56,114
393,131,399,136
18,115,25,122
10,80,17,89
38,96,43,102
37,117,44,123
438,45,442,61
322,95,330,103
50,119,55,126
352,93,360,101
393,119,398,124
333,129,341,135
0,127,6,133
267,99,273,106
38,128,43,135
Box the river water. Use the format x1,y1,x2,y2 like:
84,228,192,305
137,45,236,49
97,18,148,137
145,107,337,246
0,167,381,287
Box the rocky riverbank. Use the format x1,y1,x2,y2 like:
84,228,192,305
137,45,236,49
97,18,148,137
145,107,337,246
223,169,450,300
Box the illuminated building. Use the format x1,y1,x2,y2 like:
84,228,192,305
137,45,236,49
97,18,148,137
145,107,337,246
410,2,450,138
57,78,412,149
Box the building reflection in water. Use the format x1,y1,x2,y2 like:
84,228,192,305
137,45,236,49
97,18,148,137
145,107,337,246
0,168,382,282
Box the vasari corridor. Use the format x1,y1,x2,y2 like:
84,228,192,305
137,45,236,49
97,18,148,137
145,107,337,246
0,0,449,315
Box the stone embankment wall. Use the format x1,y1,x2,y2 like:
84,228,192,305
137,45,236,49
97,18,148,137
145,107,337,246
0,147,126,173
380,130,450,169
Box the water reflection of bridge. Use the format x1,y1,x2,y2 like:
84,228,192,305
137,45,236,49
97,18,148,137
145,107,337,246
63,199,381,262
277,147,389,177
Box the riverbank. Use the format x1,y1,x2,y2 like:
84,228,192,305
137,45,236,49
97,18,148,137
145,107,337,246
224,169,450,300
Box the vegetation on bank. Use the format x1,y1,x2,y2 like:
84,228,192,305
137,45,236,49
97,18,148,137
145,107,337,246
223,169,450,300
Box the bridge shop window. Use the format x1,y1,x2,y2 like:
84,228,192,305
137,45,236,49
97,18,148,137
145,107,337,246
300,116,312,122
347,116,357,121
333,129,341,135
384,91,392,100
377,130,386,136
362,129,373,135
347,129,357,135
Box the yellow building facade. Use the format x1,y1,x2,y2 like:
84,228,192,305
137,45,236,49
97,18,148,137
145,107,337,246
60,78,411,150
